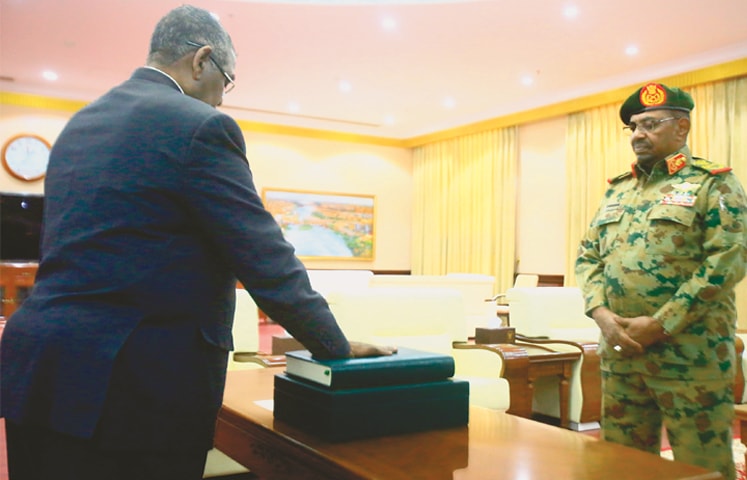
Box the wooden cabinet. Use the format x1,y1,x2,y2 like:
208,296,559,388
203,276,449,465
0,263,38,319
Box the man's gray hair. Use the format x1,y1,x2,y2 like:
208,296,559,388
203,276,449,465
670,110,691,120
147,5,234,68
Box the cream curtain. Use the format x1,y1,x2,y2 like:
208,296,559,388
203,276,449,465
564,76,747,324
564,104,630,285
688,78,747,325
411,128,518,293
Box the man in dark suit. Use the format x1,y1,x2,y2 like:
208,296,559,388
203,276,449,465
0,5,394,479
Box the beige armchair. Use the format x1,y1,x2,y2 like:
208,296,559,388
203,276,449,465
325,286,511,410
735,333,747,403
369,273,498,336
306,269,374,296
227,289,265,371
505,286,601,430
491,274,539,325
203,448,249,478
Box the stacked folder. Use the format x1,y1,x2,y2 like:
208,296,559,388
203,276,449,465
273,347,470,441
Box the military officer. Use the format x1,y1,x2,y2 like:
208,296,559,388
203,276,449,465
575,82,747,479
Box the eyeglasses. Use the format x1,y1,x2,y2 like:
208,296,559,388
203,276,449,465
185,41,236,94
623,116,676,135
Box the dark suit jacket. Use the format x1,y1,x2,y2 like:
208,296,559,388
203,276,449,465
0,68,350,451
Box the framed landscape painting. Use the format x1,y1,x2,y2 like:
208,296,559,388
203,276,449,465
262,188,375,260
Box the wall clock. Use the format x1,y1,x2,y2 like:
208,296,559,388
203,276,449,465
2,134,51,182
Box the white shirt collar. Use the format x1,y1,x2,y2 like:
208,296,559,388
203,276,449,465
143,66,184,94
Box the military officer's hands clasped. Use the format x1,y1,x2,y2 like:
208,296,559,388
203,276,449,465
591,306,644,356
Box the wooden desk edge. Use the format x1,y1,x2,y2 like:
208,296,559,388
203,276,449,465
217,369,724,480
215,397,370,480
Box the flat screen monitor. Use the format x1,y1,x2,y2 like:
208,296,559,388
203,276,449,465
0,192,44,262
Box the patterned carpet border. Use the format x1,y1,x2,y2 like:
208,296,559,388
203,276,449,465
660,438,746,479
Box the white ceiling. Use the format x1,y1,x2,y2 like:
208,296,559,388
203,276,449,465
2,0,747,140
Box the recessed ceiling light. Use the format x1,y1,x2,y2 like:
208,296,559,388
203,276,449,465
383,115,395,125
521,75,534,86
338,80,352,93
42,70,59,81
381,17,397,30
288,101,300,113
563,5,579,19
442,96,456,109
625,45,639,56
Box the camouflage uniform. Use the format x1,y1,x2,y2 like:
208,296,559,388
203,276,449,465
576,146,747,480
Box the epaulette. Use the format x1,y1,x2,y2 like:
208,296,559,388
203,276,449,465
607,171,633,184
691,157,732,175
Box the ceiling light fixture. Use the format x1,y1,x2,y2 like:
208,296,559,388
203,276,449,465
42,70,59,81
563,5,579,19
625,45,639,56
338,80,352,93
443,97,456,109
381,17,397,30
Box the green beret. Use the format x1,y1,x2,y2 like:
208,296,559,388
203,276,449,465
619,83,694,124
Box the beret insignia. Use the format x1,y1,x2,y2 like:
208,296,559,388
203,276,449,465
640,83,667,107
619,82,694,124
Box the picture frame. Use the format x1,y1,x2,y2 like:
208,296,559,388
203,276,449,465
262,188,375,261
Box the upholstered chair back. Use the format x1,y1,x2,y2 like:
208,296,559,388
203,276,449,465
228,289,261,371
325,286,465,353
306,269,374,297
507,287,597,340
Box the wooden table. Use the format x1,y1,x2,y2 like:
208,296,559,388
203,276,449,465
0,262,38,319
215,368,721,480
485,342,582,428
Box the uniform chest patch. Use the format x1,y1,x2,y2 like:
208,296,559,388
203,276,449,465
598,203,625,222
661,182,699,207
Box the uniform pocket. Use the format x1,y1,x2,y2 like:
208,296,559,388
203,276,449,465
648,204,696,226
646,205,701,257
592,204,625,255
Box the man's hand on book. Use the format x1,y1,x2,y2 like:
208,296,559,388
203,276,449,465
348,341,398,358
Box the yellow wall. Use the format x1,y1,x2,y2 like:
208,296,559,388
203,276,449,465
0,104,69,195
243,132,413,270
0,103,414,271
4,59,746,276
1,100,574,276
